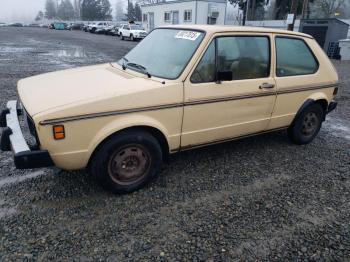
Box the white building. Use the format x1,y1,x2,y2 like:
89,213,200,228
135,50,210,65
141,0,227,32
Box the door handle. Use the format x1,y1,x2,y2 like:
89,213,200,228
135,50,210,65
259,83,275,89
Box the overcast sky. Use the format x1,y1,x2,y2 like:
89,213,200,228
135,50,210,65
0,0,121,23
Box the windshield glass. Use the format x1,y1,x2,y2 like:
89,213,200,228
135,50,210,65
118,28,205,79
130,25,144,30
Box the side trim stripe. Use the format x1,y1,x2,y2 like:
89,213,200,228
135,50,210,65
39,83,338,125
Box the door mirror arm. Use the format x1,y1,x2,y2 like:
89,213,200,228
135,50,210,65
216,70,233,83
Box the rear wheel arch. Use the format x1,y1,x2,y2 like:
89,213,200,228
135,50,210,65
293,97,328,125
315,99,328,115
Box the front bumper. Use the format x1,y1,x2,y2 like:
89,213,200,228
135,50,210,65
0,100,54,169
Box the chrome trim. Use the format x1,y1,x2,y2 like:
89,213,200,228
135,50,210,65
5,100,30,154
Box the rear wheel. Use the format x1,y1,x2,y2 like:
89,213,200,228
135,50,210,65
287,103,324,145
90,130,162,193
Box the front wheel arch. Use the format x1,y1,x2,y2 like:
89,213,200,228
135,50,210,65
87,126,169,169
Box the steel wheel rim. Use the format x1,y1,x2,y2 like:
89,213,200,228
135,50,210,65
301,112,319,136
108,144,151,185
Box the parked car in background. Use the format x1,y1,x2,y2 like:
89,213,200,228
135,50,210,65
91,22,110,33
28,23,40,27
104,23,122,36
86,22,96,32
0,25,339,194
8,23,23,27
104,24,117,35
69,22,85,30
119,23,147,41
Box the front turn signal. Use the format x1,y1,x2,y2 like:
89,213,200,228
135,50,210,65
53,125,65,140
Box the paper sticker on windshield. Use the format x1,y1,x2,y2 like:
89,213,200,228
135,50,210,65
175,31,201,41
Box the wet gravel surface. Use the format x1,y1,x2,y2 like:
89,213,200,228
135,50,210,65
0,27,350,261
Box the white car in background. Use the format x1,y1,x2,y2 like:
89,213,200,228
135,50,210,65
91,22,110,33
119,24,147,41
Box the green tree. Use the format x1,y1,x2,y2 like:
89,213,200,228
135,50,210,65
134,3,142,21
81,0,112,20
45,0,57,19
73,0,83,19
57,0,75,20
127,1,136,21
309,0,346,18
35,11,44,21
115,0,125,21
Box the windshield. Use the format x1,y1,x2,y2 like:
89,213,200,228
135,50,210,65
130,25,144,30
118,28,205,79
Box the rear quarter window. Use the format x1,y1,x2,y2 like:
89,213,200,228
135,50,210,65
275,37,319,77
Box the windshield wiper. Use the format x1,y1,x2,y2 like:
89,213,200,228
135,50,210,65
121,57,128,70
126,62,151,78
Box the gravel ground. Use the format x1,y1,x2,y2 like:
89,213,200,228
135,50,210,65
0,27,349,261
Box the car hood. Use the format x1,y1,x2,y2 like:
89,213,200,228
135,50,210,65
18,63,161,117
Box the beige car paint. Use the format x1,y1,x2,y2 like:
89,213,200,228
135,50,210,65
16,25,338,170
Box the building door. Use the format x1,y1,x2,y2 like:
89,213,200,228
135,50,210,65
172,11,179,24
148,12,154,30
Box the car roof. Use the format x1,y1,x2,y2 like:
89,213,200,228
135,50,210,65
159,25,313,39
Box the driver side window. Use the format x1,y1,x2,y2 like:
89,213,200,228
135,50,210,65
191,35,270,83
190,41,215,83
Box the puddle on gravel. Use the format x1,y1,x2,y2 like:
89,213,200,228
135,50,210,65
324,117,350,141
0,199,17,219
0,46,33,53
49,48,89,58
0,170,47,188
0,207,17,219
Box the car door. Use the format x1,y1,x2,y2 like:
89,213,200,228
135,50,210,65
181,33,277,148
267,35,327,130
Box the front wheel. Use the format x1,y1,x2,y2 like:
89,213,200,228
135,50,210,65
120,33,124,40
130,34,134,41
89,130,162,193
288,103,324,145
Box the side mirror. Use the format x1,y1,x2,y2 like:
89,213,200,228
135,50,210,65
217,71,232,82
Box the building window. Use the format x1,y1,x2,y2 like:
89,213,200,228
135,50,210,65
184,10,192,22
143,13,148,22
164,12,171,22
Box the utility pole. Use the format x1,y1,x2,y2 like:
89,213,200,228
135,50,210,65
301,0,309,19
242,0,249,26
127,0,130,21
287,0,298,31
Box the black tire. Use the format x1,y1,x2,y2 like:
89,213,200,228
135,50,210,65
287,103,324,145
120,33,124,40
89,130,162,193
130,34,134,41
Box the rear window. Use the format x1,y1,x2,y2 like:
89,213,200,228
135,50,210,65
276,37,318,77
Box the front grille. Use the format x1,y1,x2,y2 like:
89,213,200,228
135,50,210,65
21,106,40,147
24,110,36,137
